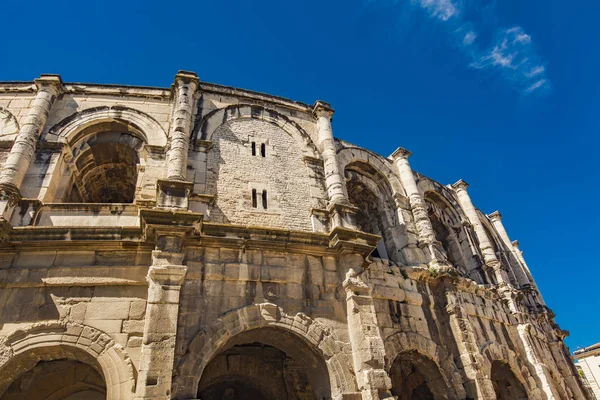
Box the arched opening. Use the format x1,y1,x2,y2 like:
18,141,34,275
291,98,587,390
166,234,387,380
490,361,528,400
389,350,450,400
345,163,400,262
64,121,144,204
197,327,331,400
424,193,464,269
1,359,106,400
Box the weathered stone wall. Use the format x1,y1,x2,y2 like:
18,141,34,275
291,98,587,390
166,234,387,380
0,74,587,400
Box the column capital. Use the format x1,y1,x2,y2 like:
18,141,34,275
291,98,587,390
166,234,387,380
452,179,470,191
312,100,335,118
173,70,199,88
488,210,502,221
390,147,412,160
35,74,64,95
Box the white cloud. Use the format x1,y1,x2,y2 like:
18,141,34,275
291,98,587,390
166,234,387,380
415,0,459,21
366,0,551,96
525,79,548,93
463,31,477,45
471,27,550,94
526,65,545,77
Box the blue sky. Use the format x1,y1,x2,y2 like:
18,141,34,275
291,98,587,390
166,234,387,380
1,0,598,350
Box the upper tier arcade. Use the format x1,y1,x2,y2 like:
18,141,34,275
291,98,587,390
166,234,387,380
0,72,537,293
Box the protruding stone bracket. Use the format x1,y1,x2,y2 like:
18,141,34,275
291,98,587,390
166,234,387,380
329,226,380,262
147,263,187,287
139,208,203,244
156,179,194,210
327,202,358,230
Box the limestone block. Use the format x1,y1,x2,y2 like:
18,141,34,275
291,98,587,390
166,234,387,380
85,301,130,320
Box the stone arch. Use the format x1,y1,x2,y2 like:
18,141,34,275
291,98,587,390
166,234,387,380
46,105,168,147
44,106,167,203
423,191,472,273
196,104,319,157
0,107,19,137
336,146,405,197
339,151,407,262
481,342,534,398
384,331,466,399
0,321,136,400
479,211,529,288
174,302,358,399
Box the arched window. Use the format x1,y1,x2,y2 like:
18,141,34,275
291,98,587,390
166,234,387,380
61,122,144,204
389,350,451,400
490,361,528,400
425,192,467,272
345,163,400,262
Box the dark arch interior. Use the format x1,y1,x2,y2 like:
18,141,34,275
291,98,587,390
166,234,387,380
1,359,106,400
66,123,144,204
346,170,398,261
424,193,468,272
197,328,331,400
491,361,528,400
390,350,449,400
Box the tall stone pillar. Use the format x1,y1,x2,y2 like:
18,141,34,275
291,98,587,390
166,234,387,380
166,71,199,181
313,101,356,229
445,291,497,399
342,258,393,400
136,237,187,400
452,180,509,284
488,211,531,288
511,239,546,306
390,148,442,269
0,75,62,218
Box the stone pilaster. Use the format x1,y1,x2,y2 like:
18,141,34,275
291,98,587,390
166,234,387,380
0,75,62,219
452,180,508,284
166,71,199,181
516,323,563,399
135,245,187,400
313,101,356,229
488,211,531,288
342,261,393,400
391,148,442,269
445,292,497,399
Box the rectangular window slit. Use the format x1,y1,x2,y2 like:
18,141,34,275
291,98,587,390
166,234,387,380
262,190,267,209
260,143,266,157
252,189,257,208
251,142,256,156
146,376,158,386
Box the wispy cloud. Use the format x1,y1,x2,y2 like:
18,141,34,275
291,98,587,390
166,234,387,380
415,0,459,21
367,0,550,95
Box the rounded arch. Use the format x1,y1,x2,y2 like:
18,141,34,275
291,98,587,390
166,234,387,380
0,107,19,137
336,146,405,198
0,321,136,400
46,105,168,147
481,342,533,398
197,104,319,157
174,303,358,399
384,331,466,399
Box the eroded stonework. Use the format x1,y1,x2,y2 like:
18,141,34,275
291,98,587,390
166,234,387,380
0,72,588,399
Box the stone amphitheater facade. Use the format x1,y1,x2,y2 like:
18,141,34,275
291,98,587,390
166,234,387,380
0,72,587,400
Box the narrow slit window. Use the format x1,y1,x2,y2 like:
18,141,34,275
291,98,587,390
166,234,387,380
251,142,256,156
252,189,257,208
260,143,266,157
262,190,268,209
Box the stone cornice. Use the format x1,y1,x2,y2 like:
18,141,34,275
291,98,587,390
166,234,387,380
452,179,470,190
390,147,412,160
312,100,335,118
